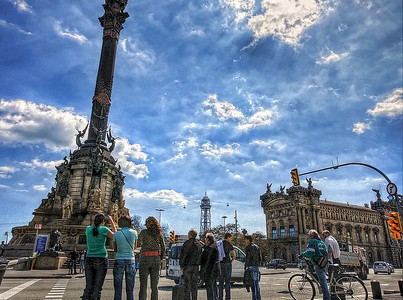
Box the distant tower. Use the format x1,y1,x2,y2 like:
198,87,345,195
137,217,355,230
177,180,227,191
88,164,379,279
200,192,212,235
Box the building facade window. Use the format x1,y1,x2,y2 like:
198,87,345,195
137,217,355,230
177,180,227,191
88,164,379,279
374,232,379,243
289,225,295,237
280,226,285,238
272,227,277,239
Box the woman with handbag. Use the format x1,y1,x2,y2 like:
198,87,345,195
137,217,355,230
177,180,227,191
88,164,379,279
138,216,165,300
113,215,138,300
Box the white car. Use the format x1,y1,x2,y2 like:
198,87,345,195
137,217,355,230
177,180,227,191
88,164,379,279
373,261,390,274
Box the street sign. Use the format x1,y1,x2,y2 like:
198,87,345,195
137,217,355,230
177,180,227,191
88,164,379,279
386,183,398,196
35,224,42,230
34,234,49,254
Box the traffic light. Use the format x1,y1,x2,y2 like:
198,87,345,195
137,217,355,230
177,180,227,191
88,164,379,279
170,230,175,243
290,168,300,186
387,211,402,240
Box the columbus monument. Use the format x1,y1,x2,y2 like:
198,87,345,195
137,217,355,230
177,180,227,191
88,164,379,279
8,0,130,256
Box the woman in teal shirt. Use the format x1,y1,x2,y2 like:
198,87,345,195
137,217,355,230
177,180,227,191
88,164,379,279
82,213,116,300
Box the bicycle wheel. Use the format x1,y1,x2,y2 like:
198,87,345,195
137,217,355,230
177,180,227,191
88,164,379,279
288,274,315,300
334,274,368,300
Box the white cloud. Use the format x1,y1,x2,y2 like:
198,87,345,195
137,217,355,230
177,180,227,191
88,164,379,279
0,99,149,178
202,94,278,131
202,94,245,121
367,88,403,118
166,137,199,163
250,139,287,152
113,138,149,179
237,107,278,131
224,0,335,45
352,122,371,134
0,166,18,178
20,158,64,170
120,38,156,73
0,98,88,151
199,141,240,160
54,21,87,44
8,0,33,14
124,188,189,206
243,159,281,169
0,19,32,35
33,185,47,191
317,49,350,64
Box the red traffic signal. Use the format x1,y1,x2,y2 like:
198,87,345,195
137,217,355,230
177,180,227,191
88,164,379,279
290,168,300,186
387,211,402,240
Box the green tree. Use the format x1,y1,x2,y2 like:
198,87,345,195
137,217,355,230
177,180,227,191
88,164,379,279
131,214,144,232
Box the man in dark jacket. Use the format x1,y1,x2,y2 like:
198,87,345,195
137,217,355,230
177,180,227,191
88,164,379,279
245,235,262,300
200,233,219,300
180,228,203,300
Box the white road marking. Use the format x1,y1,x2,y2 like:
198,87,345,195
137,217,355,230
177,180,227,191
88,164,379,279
0,279,41,300
42,279,69,300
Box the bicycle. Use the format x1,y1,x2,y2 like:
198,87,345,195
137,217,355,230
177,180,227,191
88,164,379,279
288,258,368,300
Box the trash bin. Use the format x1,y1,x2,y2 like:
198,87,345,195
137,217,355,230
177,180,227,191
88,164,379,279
0,258,9,286
15,257,29,270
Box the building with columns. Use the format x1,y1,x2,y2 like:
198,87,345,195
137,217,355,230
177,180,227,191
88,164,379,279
260,183,402,267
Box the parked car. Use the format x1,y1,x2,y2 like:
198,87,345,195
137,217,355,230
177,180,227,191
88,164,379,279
266,258,287,270
387,263,395,273
373,261,390,274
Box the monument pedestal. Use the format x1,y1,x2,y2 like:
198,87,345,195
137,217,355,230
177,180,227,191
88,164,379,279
33,251,67,270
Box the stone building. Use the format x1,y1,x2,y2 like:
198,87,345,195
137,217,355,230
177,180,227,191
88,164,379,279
260,182,402,268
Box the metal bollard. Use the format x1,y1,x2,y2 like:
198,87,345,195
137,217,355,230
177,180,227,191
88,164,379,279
370,280,383,299
398,280,403,297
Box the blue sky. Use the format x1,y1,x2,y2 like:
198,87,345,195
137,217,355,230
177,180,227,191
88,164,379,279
0,0,402,240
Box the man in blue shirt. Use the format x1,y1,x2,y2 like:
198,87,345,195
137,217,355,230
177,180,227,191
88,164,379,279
113,215,138,300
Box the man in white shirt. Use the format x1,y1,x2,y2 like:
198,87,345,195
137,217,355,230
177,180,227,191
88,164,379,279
322,230,341,265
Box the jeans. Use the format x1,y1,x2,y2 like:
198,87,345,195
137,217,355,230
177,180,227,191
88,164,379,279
82,257,108,300
138,258,160,300
218,263,232,300
69,260,77,274
205,275,217,300
183,265,199,300
248,266,261,300
113,259,136,300
314,265,330,300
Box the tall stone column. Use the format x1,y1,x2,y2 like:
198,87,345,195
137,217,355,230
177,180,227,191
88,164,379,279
84,0,129,147
301,208,306,233
297,207,303,234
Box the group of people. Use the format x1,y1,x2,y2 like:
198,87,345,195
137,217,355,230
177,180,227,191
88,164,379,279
300,229,341,300
81,213,165,300
67,248,86,274
180,229,262,300
81,212,263,300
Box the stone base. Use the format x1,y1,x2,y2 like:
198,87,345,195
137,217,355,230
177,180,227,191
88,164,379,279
33,255,68,270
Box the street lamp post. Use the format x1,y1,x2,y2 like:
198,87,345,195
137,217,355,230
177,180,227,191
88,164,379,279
222,215,227,230
156,208,164,225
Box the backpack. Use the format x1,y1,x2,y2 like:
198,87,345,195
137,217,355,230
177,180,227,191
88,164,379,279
313,240,328,268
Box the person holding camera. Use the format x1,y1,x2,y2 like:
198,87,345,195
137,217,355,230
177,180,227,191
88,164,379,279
81,213,116,300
